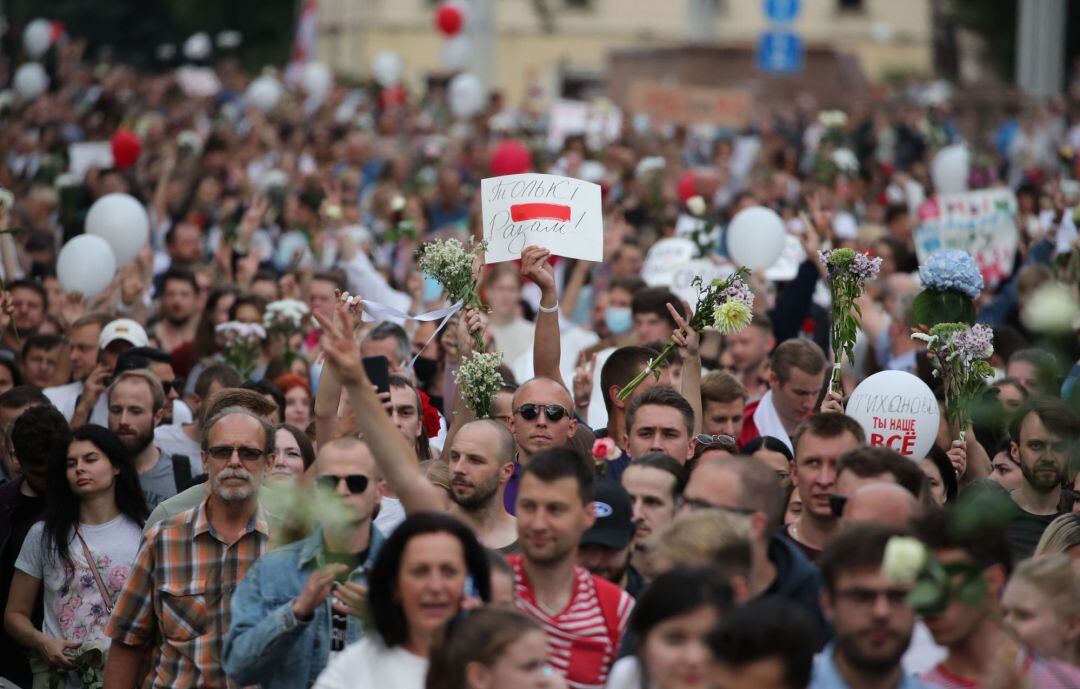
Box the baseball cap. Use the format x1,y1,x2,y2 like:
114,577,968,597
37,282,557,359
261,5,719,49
100,319,149,349
580,480,634,551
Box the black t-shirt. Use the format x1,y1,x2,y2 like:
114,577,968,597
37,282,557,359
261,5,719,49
1007,508,1060,562
0,491,45,686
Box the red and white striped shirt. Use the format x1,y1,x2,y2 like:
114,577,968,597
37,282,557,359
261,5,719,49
508,555,634,689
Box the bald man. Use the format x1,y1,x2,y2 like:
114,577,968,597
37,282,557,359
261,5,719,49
504,377,580,513
842,483,920,527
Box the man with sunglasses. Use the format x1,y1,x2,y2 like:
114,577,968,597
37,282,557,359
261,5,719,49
812,524,930,689
224,436,387,689
105,407,275,689
503,377,579,512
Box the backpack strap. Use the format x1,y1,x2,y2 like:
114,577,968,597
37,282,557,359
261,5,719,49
592,576,627,651
171,454,193,492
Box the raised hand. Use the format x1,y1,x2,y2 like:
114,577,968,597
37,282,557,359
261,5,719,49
314,306,366,386
668,302,699,357
572,352,597,410
292,564,349,620
457,306,488,357
521,245,556,296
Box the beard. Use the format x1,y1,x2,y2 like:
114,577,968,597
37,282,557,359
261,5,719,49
165,310,193,327
118,426,155,456
836,624,911,675
450,473,500,511
211,467,257,501
1019,455,1065,493
591,553,630,584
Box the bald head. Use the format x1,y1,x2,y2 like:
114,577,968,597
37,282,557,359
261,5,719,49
842,483,920,527
459,419,516,465
513,377,573,410
511,377,578,457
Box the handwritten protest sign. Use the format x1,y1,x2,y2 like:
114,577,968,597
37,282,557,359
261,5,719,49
68,142,114,180
914,189,1019,286
481,174,603,263
845,371,940,459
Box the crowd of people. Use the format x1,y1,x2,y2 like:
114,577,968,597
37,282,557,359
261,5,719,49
0,32,1079,689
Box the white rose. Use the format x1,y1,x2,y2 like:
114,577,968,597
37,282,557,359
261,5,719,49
1021,282,1079,334
686,195,707,217
881,536,927,582
390,196,406,212
831,148,859,173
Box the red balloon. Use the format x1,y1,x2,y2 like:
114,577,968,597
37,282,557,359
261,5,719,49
489,140,533,177
110,129,141,171
676,170,696,203
435,2,464,36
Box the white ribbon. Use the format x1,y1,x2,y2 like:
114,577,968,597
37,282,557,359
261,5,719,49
360,298,465,370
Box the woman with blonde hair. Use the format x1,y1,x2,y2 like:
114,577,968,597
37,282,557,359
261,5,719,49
1001,554,1080,666
1034,513,1080,559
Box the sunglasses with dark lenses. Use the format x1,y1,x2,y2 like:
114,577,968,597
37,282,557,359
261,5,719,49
207,445,265,462
160,379,181,395
515,404,568,423
317,474,370,494
828,494,848,518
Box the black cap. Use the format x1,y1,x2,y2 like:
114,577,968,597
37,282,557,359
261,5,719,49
580,480,634,550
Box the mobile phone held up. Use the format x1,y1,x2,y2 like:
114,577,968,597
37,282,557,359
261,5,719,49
362,356,391,396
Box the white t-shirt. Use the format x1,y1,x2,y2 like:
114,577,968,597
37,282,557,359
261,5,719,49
313,635,427,689
15,514,143,644
374,497,406,537
42,381,109,426
604,656,643,689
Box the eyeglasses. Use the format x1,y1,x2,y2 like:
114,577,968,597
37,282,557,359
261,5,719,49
696,434,737,446
514,404,568,423
828,494,848,518
317,474,370,494
681,496,756,516
160,379,180,395
207,445,265,462
834,587,911,608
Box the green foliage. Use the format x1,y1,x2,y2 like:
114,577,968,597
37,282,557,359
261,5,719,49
913,289,976,328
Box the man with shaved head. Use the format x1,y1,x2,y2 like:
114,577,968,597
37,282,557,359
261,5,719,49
842,483,921,527
504,376,580,512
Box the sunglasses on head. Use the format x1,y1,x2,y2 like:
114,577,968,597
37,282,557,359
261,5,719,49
514,403,568,423
207,445,265,462
696,434,737,448
317,474,370,494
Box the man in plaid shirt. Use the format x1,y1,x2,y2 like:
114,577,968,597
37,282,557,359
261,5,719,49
104,407,276,689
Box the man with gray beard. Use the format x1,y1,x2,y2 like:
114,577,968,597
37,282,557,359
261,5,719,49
104,407,275,689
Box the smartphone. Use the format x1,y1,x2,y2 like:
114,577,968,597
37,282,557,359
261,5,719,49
362,356,391,396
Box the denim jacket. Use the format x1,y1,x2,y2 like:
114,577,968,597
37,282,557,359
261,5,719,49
223,525,386,689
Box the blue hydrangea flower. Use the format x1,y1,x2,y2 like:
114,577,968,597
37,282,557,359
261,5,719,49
919,250,984,300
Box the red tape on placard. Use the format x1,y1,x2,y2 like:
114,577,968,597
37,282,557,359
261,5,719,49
510,203,571,222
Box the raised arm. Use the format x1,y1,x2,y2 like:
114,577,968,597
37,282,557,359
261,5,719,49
669,303,703,436
438,307,486,462
522,246,564,387
314,307,447,513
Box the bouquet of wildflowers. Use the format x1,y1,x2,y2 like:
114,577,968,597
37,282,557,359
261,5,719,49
263,298,310,364
417,238,486,350
914,249,984,327
215,321,266,379
261,477,354,550
911,322,994,441
819,248,882,393
48,639,106,689
618,268,753,401
453,351,505,419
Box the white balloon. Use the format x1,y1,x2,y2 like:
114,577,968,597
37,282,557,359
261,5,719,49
57,235,117,298
726,206,785,269
931,145,970,195
302,62,333,101
85,193,150,266
183,32,212,61
246,75,282,112
439,35,471,72
845,371,941,460
448,72,486,120
372,51,404,87
23,19,53,59
13,63,49,101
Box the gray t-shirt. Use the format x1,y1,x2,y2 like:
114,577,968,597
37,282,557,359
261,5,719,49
153,425,203,474
138,451,181,510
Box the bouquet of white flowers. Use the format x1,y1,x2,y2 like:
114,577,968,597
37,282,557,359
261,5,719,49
618,268,754,401
417,238,487,349
819,248,882,393
453,351,505,419
264,298,310,363
912,322,994,441
216,321,266,379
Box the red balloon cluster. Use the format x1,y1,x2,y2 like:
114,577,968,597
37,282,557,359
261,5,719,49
490,140,533,177
110,129,142,171
435,2,465,36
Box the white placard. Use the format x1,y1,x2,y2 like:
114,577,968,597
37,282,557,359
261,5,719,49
642,238,698,287
481,174,603,264
68,142,114,180
914,189,1019,286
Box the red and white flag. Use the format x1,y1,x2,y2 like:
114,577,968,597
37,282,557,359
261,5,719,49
285,0,319,84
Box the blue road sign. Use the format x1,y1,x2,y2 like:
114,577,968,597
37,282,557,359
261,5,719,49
764,0,800,23
756,30,804,74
